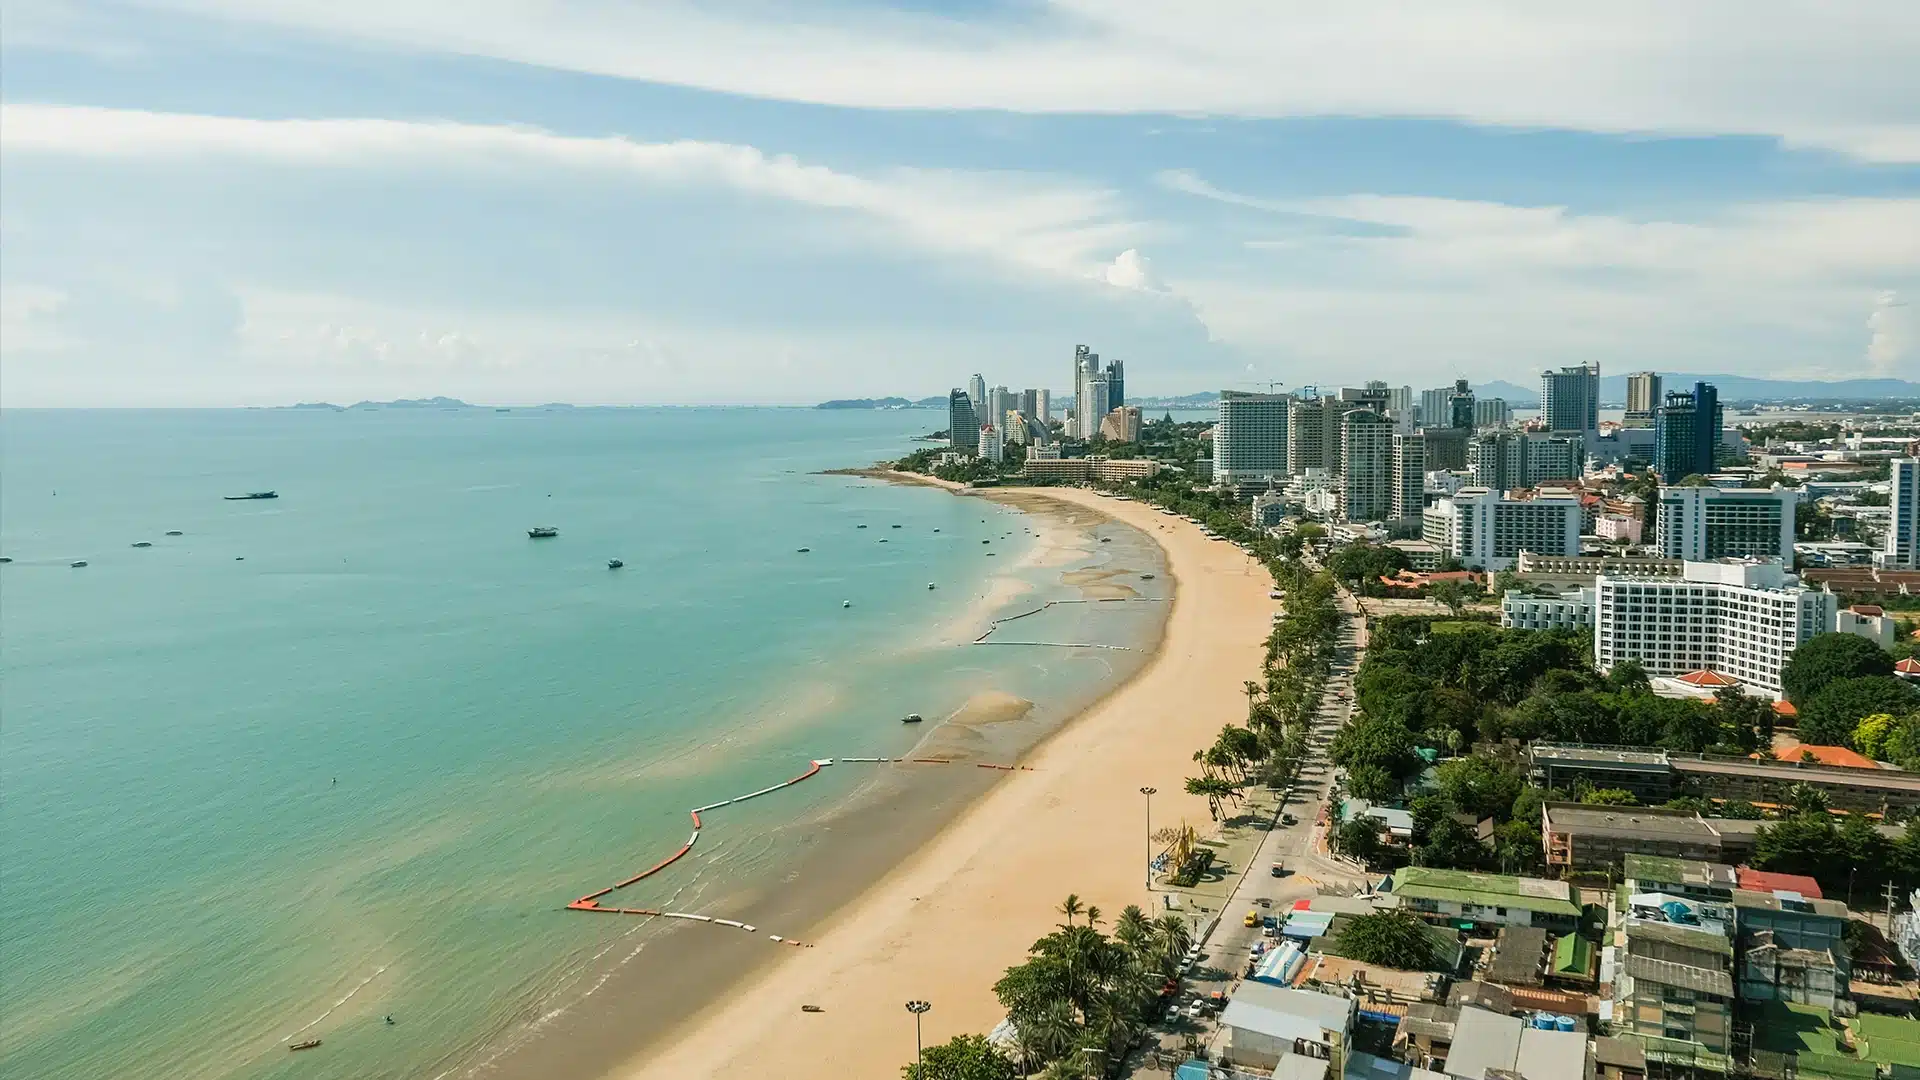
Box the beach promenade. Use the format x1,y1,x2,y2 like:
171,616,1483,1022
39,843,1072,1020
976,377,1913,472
616,486,1274,1080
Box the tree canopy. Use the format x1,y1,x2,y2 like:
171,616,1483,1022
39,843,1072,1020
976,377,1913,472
1333,910,1437,971
1782,633,1895,705
1797,676,1920,746
903,1035,1018,1080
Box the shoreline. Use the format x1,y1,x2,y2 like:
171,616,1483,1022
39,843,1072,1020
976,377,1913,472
609,483,1273,1080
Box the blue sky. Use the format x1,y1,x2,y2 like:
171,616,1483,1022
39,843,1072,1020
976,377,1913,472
2,2,1917,406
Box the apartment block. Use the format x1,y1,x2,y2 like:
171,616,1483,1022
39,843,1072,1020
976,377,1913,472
1593,560,1835,693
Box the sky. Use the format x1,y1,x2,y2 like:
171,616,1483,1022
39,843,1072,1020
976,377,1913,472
2,2,1918,407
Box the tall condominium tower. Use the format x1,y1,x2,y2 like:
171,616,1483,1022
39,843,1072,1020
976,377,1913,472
1213,390,1292,486
1392,432,1427,520
1103,359,1124,410
1885,459,1920,569
947,389,976,454
1071,345,1100,438
1540,363,1601,433
1338,409,1395,522
1625,371,1663,426
1653,381,1722,481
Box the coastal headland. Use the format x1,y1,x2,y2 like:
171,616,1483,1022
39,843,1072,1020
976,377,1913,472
613,481,1274,1080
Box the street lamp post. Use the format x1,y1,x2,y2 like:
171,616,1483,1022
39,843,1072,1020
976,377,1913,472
905,1000,932,1075
1139,786,1157,890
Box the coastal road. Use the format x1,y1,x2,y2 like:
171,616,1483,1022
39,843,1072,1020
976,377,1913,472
1124,583,1371,1075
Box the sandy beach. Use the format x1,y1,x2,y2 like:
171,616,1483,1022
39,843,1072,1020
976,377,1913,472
614,485,1274,1080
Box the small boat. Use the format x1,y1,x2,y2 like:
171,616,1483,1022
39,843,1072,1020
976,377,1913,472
70,560,88,568
1141,573,1156,580
801,1005,824,1013
891,524,902,529
878,538,888,543
1100,537,1111,543
0,557,12,564
981,539,990,544
608,559,624,569
235,556,245,561
289,1039,322,1052
528,527,559,538
857,524,868,529
927,583,936,589
842,600,852,608
224,491,278,501
797,548,810,553
165,530,184,536
132,542,153,548
932,528,940,532
902,713,924,723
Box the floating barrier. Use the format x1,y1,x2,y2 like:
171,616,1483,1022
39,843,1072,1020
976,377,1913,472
566,755,1027,946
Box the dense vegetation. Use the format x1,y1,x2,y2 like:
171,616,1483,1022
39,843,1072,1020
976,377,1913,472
1332,910,1437,971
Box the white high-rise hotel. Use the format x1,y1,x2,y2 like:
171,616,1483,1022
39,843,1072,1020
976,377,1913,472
1212,390,1292,485
1595,561,1836,693
1883,459,1920,569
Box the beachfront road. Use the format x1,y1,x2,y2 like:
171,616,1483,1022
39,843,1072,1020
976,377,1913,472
1124,580,1371,1076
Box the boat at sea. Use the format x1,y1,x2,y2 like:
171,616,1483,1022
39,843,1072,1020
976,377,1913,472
797,547,811,553
165,530,184,536
131,542,153,548
1141,573,1156,580
224,491,278,501
608,559,624,569
528,527,559,538
289,1040,322,1052
70,560,88,568
902,713,923,723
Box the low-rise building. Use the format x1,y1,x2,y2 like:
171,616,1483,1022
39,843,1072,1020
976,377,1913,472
1515,552,1683,577
1217,982,1357,1073
1596,513,1644,544
1836,603,1896,647
1387,868,1582,931
1738,930,1842,1010
1529,746,1676,803
1386,539,1443,571
1500,587,1596,632
1087,456,1160,482
1614,915,1736,1062
1542,803,1733,871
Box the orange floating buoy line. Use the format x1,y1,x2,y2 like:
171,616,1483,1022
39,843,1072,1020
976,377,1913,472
564,755,1033,944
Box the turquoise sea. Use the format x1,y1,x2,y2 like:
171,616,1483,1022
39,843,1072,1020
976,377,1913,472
0,407,1167,1080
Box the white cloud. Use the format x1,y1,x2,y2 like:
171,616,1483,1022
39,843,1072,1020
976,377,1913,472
0,104,1140,285
131,0,1920,160
1868,291,1915,376
1101,249,1163,291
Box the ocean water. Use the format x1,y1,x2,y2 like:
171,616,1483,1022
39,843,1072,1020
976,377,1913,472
0,407,1166,1080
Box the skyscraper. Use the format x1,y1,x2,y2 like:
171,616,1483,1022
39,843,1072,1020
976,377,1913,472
1213,390,1291,486
947,389,976,454
1071,345,1100,438
1392,431,1427,520
1448,380,1475,430
1652,381,1722,481
1540,363,1601,433
1035,389,1051,426
1103,359,1124,409
1019,389,1038,421
1625,371,1662,426
1884,459,1920,569
1474,398,1512,429
1339,409,1395,522
968,373,987,422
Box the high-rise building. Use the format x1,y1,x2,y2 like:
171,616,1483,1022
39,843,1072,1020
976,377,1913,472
947,389,976,454
1884,459,1920,569
1084,378,1111,437
1419,386,1452,430
1103,359,1124,409
1035,389,1051,426
1474,431,1586,489
977,421,1002,461
1652,381,1723,481
1422,427,1470,471
1625,371,1662,426
1340,381,1392,412
1099,405,1143,443
1018,389,1038,421
1213,390,1291,486
1654,485,1796,563
967,373,987,423
1422,488,1582,570
1540,363,1601,433
1385,385,1414,418
1392,431,1427,521
1339,409,1395,522
1071,345,1100,438
1474,398,1512,429
1448,380,1476,430
1595,560,1836,693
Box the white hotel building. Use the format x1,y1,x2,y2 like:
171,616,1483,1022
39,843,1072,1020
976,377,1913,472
1422,487,1582,571
1594,560,1836,694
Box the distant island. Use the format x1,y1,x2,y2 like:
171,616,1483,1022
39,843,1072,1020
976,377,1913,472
281,397,475,411
815,397,945,410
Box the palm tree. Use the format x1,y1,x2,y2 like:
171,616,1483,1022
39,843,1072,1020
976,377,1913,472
1083,904,1103,929
1184,775,1230,820
1113,905,1154,959
1152,914,1193,969
1057,893,1085,928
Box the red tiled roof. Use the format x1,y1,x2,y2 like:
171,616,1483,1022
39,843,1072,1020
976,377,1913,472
1850,604,1886,616
1773,700,1799,718
1735,868,1824,899
1896,658,1920,675
1676,669,1739,687
1775,744,1877,769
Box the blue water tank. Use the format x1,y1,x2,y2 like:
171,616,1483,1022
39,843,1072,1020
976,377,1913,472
1532,1014,1554,1029
1557,1015,1578,1032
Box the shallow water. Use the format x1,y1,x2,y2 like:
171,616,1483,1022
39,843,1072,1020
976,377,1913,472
0,407,1165,1080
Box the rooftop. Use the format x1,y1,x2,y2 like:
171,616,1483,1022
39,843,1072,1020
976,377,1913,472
1484,926,1549,987
1729,888,1849,919
1445,1006,1523,1080
1516,1029,1588,1080
1530,744,1670,769
1673,755,1920,793
1625,918,1734,957
1735,867,1824,898
1623,853,1737,890
1218,982,1356,1044
1770,744,1880,769
1854,1011,1920,1067
1541,803,1722,844
1390,868,1581,918
1622,953,1735,997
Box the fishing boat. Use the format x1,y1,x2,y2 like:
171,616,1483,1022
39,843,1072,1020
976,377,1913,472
797,547,810,553
842,600,852,608
1141,573,1156,580
224,491,278,501
70,560,88,568
132,542,153,548
891,524,902,528
902,713,924,723
528,527,559,538
165,530,184,536
607,559,624,569
856,524,868,529
289,1040,322,1052
927,582,936,589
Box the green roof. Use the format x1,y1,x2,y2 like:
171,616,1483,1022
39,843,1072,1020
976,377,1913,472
1753,1003,1842,1057
1552,933,1592,975
1391,868,1581,917
1624,853,1687,882
1855,1012,1920,1067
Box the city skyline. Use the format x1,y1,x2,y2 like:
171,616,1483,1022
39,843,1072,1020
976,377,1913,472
2,5,1915,407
